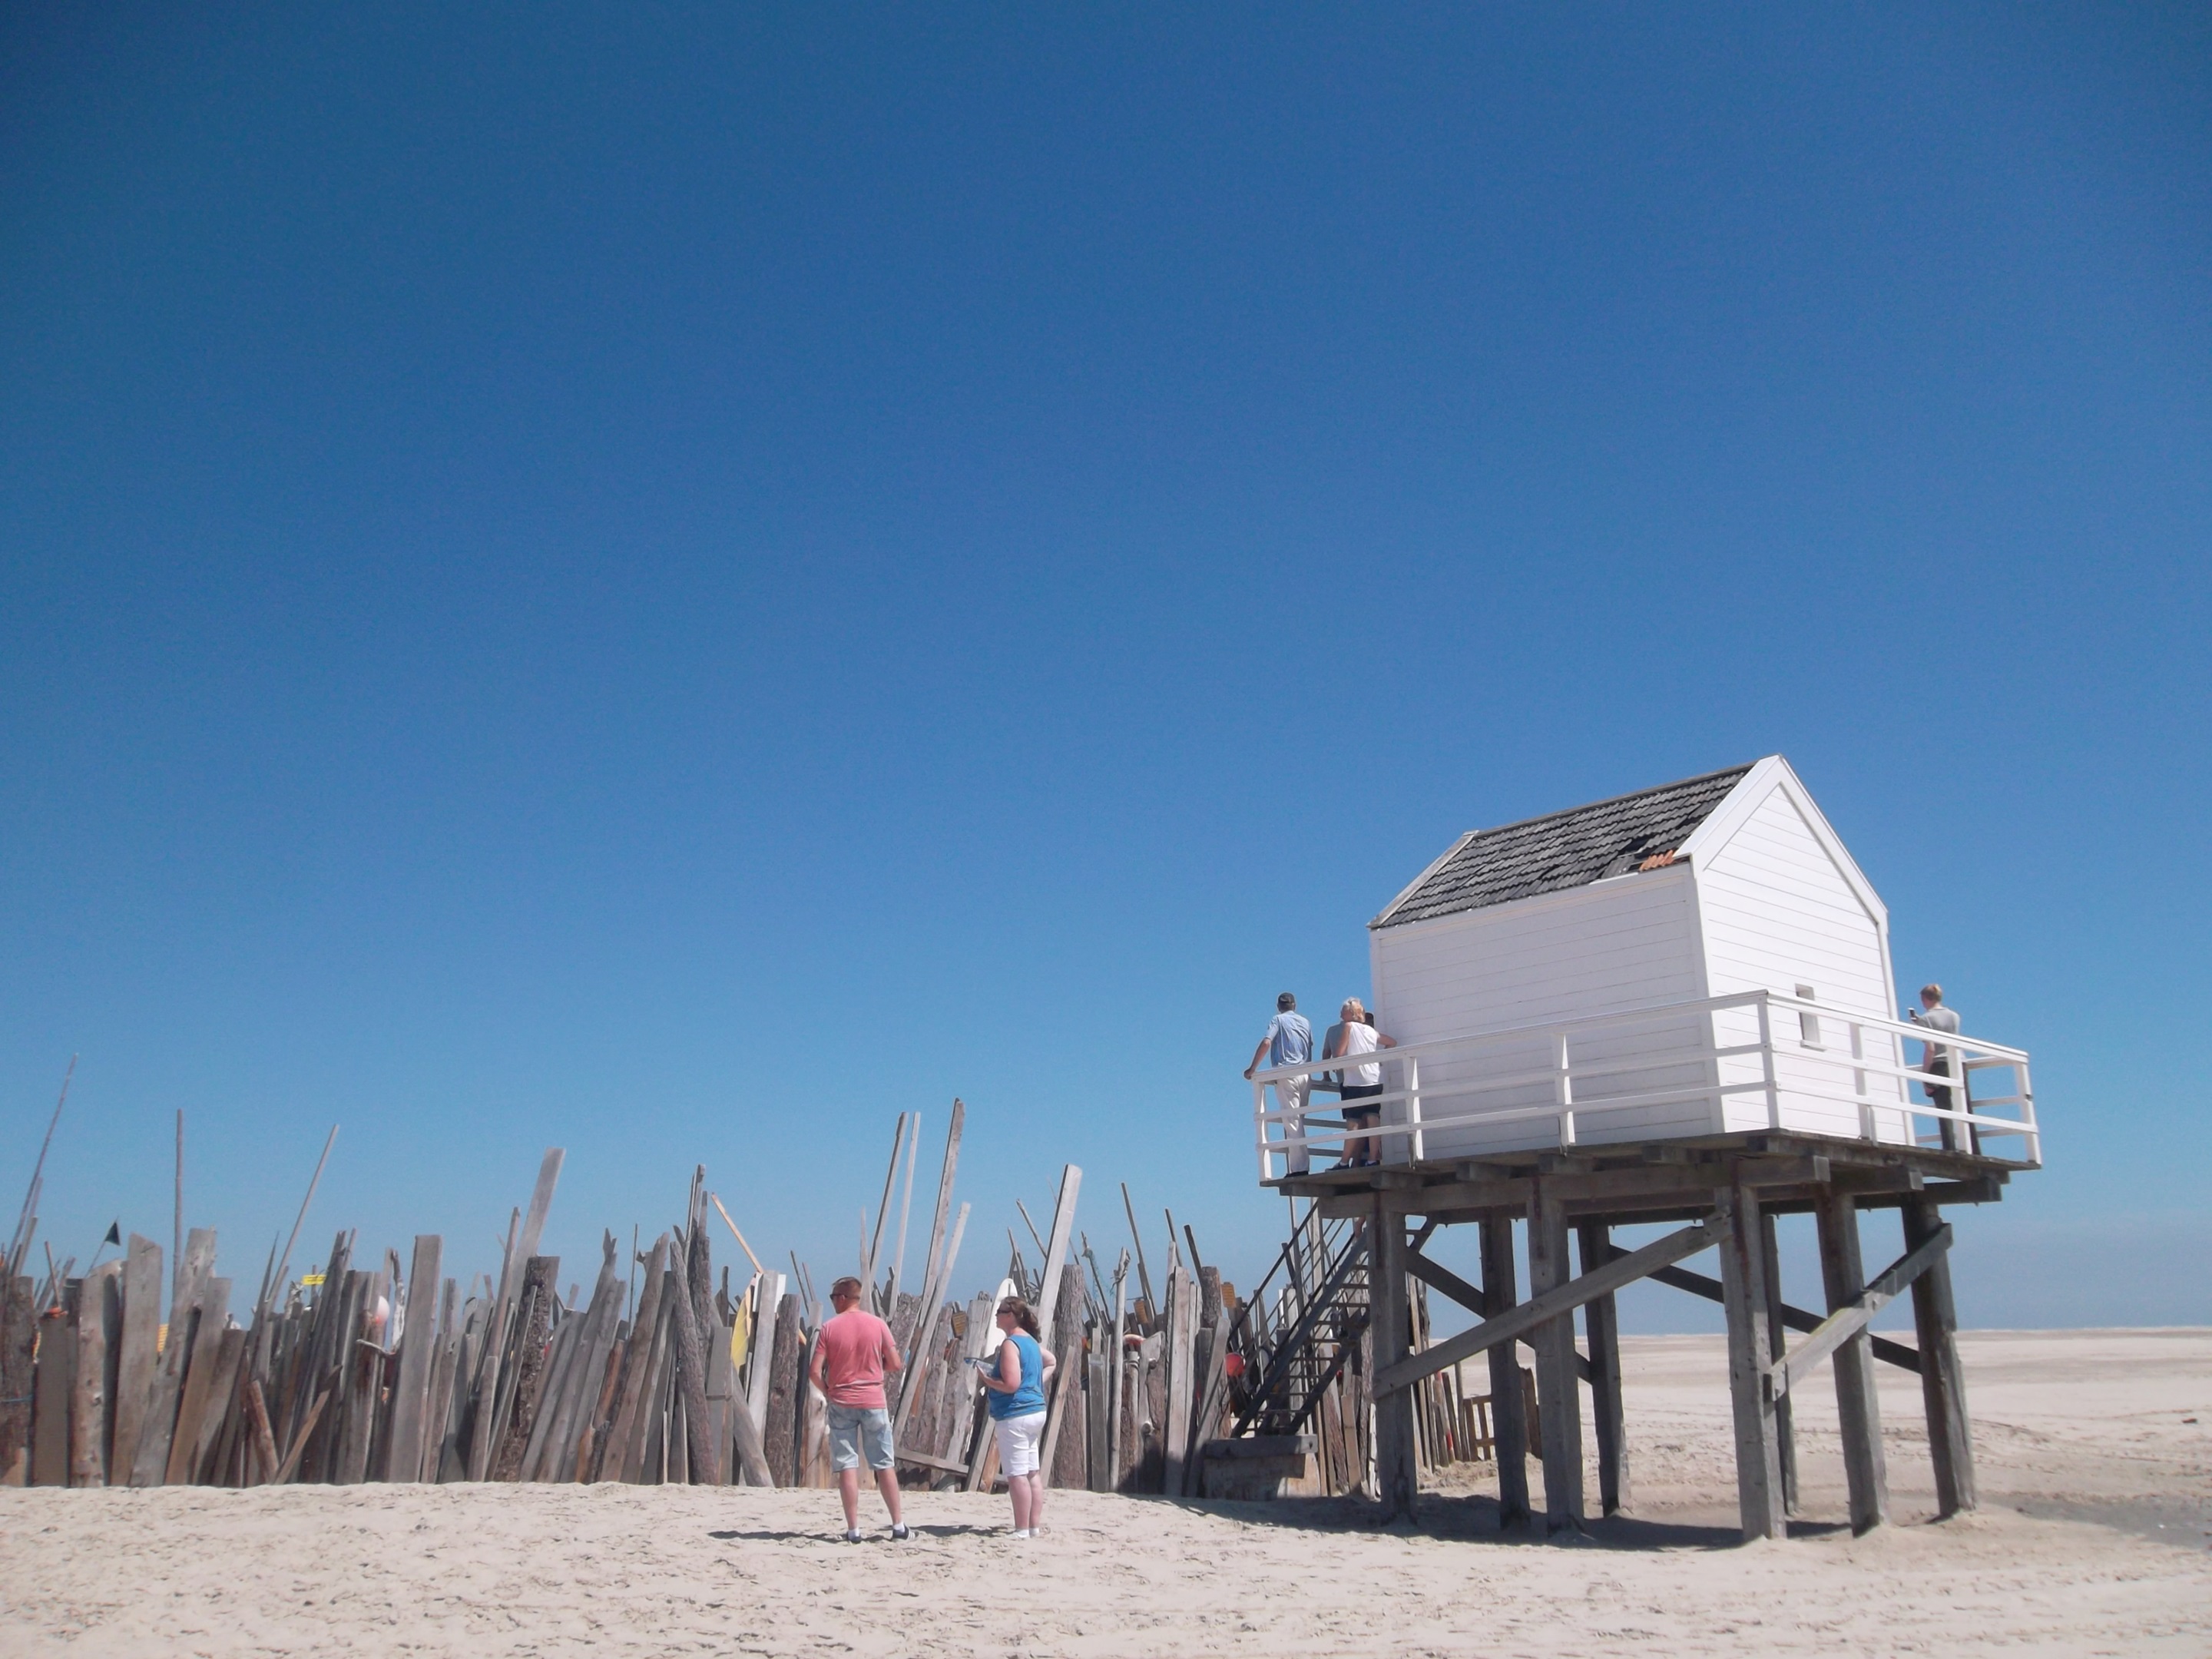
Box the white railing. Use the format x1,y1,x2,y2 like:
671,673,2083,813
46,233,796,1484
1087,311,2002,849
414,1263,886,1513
1250,990,2037,1181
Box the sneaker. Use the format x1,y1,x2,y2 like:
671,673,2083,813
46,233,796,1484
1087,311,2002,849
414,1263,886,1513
844,1529,863,1544
889,1524,911,1541
1011,1528,1031,1539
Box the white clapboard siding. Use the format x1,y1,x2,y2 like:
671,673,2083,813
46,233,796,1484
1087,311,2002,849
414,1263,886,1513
1370,866,1714,1158
1691,779,1910,1143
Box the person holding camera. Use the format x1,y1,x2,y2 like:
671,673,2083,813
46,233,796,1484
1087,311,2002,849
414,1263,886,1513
974,1295,1055,1538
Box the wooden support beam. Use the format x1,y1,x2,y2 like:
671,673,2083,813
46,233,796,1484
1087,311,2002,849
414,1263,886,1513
1527,1177,1584,1534
1759,1212,1797,1516
1577,1221,1630,1518
1373,1220,1717,1396
1903,1196,1976,1517
1813,1188,1889,1534
1634,1258,1922,1374
1776,1223,1952,1396
385,1235,442,1482
1478,1214,1530,1531
1716,1183,1786,1541
1369,1194,1419,1520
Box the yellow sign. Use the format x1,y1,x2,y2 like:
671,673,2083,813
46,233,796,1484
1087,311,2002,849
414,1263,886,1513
300,1272,326,1287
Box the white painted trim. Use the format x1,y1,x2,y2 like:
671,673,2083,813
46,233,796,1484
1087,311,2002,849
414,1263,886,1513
1678,755,1889,929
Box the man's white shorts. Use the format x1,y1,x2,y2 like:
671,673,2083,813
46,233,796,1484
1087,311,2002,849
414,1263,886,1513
993,1409,1047,1478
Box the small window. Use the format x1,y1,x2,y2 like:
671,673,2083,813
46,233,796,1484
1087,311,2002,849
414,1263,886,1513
1796,985,1823,1048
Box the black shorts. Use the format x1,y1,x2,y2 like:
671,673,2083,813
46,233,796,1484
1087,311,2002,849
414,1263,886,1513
1341,1083,1382,1127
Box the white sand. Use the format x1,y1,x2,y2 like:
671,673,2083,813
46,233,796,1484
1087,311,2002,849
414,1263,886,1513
1,1329,2204,1657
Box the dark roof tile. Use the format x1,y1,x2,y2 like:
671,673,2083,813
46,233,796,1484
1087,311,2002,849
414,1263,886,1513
1372,763,1754,929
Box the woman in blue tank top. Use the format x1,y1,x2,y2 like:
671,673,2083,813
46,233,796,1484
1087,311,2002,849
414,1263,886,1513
979,1296,1055,1537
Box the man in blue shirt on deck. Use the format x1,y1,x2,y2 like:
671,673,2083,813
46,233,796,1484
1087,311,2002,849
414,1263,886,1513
1245,992,1315,1175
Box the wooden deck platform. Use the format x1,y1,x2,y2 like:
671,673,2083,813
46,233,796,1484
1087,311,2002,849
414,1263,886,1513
1261,1131,2014,1541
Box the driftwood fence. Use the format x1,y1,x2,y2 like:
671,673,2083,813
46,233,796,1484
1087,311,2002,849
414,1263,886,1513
0,1097,1288,1499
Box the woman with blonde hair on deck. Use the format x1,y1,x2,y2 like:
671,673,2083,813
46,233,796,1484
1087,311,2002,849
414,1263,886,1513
1326,997,1397,1167
975,1295,1055,1537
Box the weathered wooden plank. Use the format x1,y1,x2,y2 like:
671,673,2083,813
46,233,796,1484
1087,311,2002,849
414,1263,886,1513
108,1239,161,1485
242,1376,280,1485
491,1256,558,1481
892,1204,969,1449
1577,1221,1631,1518
1814,1188,1889,1534
539,1237,622,1482
1375,1220,1718,1396
1479,1214,1530,1529
1759,1212,1797,1515
164,1277,232,1485
183,1326,247,1485
1369,1201,1419,1518
914,1101,965,1336
1034,1165,1083,1363
1527,1178,1583,1533
1903,1196,1976,1517
760,1288,802,1487
30,1300,75,1486
274,1386,331,1483
518,1313,582,1480
130,1227,215,1487
420,1279,461,1483
620,1270,678,1483
743,1270,784,1444
385,1235,444,1482
1777,1223,1952,1395
599,1240,669,1481
336,1270,383,1485
0,1273,35,1485
1717,1184,1786,1541
664,1240,720,1485
1158,1264,1194,1498
1040,1268,1088,1489
1637,1258,1922,1373
72,1262,122,1486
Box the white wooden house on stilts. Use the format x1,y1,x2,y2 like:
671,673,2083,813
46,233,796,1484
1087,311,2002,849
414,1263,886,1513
1234,757,2038,1539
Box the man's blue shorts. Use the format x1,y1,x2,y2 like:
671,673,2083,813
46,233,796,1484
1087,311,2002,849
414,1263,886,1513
827,1402,895,1472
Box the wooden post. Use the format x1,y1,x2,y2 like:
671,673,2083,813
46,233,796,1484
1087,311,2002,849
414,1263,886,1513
131,1227,214,1488
762,1290,803,1487
1370,1195,1419,1521
1902,1195,1976,1517
1478,1212,1530,1530
1576,1220,1630,1517
1526,1178,1584,1533
30,1301,75,1485
1813,1188,1888,1533
1758,1211,1797,1516
72,1261,121,1486
0,1273,35,1484
1159,1264,1195,1498
386,1235,443,1482
1716,1181,1786,1541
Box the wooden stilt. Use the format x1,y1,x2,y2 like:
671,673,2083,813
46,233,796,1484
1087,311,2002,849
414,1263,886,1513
1902,1195,1976,1517
1716,1181,1786,1541
1575,1220,1631,1518
1478,1212,1530,1531
1758,1211,1797,1516
1813,1187,1889,1533
1369,1196,1419,1520
1526,1178,1584,1534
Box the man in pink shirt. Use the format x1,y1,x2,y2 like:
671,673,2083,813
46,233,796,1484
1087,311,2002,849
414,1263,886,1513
810,1274,909,1542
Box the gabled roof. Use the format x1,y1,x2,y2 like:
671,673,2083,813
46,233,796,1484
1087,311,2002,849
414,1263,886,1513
1371,763,1756,929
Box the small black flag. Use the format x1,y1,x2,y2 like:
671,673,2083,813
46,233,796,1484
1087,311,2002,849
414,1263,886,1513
102,1221,120,1246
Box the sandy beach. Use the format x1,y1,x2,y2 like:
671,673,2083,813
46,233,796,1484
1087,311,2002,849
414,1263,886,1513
1,1328,2204,1657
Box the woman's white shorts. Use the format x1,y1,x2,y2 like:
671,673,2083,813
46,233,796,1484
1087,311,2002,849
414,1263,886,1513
993,1409,1048,1477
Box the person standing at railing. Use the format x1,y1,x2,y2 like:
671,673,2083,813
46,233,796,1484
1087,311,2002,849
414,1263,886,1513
1909,983,1964,1151
1246,992,1314,1174
1325,998,1398,1168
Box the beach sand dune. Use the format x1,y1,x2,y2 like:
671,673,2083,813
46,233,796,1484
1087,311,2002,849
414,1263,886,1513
1,1330,2204,1657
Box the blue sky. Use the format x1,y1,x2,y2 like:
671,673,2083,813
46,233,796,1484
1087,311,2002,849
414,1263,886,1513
2,5,2206,1330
